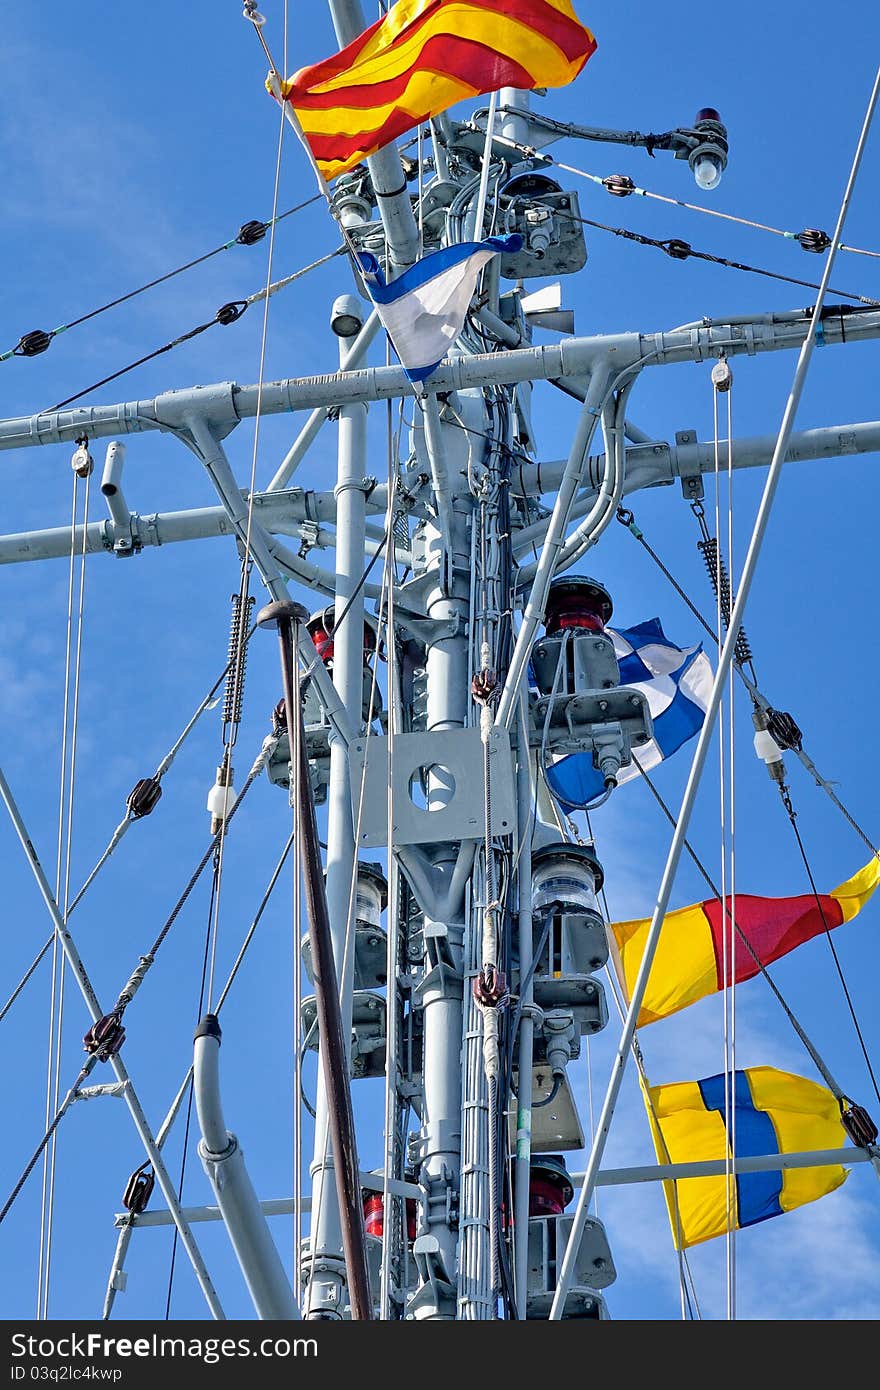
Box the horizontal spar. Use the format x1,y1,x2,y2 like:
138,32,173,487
0,488,391,565
2,308,880,452
512,418,880,498
4,420,877,567
115,1147,872,1227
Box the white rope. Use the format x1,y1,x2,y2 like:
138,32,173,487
37,472,78,1317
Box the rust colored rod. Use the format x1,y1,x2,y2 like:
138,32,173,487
257,599,373,1321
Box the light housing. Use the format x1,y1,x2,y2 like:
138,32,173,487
687,107,728,192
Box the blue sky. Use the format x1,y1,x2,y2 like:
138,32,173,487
1,1,879,1322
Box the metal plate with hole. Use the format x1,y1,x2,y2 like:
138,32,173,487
348,727,516,848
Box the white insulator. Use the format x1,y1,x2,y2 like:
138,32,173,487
753,728,783,765
207,776,237,829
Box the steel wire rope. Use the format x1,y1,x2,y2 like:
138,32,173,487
559,159,880,1287
546,156,880,263
465,118,880,262
566,210,879,307
37,470,80,1317
42,466,91,1318
629,751,857,1102
3,817,298,1253
38,472,78,1313
0,192,323,365
206,85,288,1011
0,631,254,1031
44,243,344,416
613,508,880,884
100,823,298,1319
778,788,880,1108
711,371,738,1318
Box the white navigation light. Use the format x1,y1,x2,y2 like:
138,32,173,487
694,154,722,190
688,107,727,193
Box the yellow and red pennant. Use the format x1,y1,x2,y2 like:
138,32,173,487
611,856,880,1027
273,0,597,181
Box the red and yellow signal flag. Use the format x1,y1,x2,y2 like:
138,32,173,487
610,856,880,1027
272,0,597,181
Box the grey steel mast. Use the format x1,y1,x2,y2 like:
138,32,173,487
3,15,880,1323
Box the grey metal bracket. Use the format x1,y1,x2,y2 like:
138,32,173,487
349,727,516,848
528,687,653,754
675,429,704,501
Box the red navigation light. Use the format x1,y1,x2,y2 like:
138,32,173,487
361,1190,418,1242
527,1156,574,1217
306,605,378,667
544,577,613,637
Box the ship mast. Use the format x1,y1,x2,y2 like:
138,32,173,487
1,4,879,1324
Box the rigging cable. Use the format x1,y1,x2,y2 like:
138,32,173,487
568,211,880,307
163,855,220,1319
613,505,880,877
710,361,738,1320
777,784,880,1109
206,77,288,1011
102,825,296,1319
40,450,92,1318
630,749,868,1110
0,629,256,1031
38,464,78,1316
618,465,880,1122
45,246,344,415
465,117,880,262
582,809,701,1320
0,193,322,365
0,732,277,1236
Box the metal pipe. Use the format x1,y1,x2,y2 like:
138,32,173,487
100,441,132,536
420,393,455,569
193,1015,300,1320
186,415,353,750
115,1174,422,1228
257,600,373,1321
494,370,610,731
6,419,879,569
549,62,880,1320
4,311,880,454
542,376,634,578
306,334,369,1317
327,0,419,271
266,309,381,491
583,1148,874,1186
512,687,535,1318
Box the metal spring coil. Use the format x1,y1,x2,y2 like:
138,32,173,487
697,537,754,667
222,592,255,730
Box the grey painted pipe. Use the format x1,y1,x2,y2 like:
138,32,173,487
194,1015,300,1320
